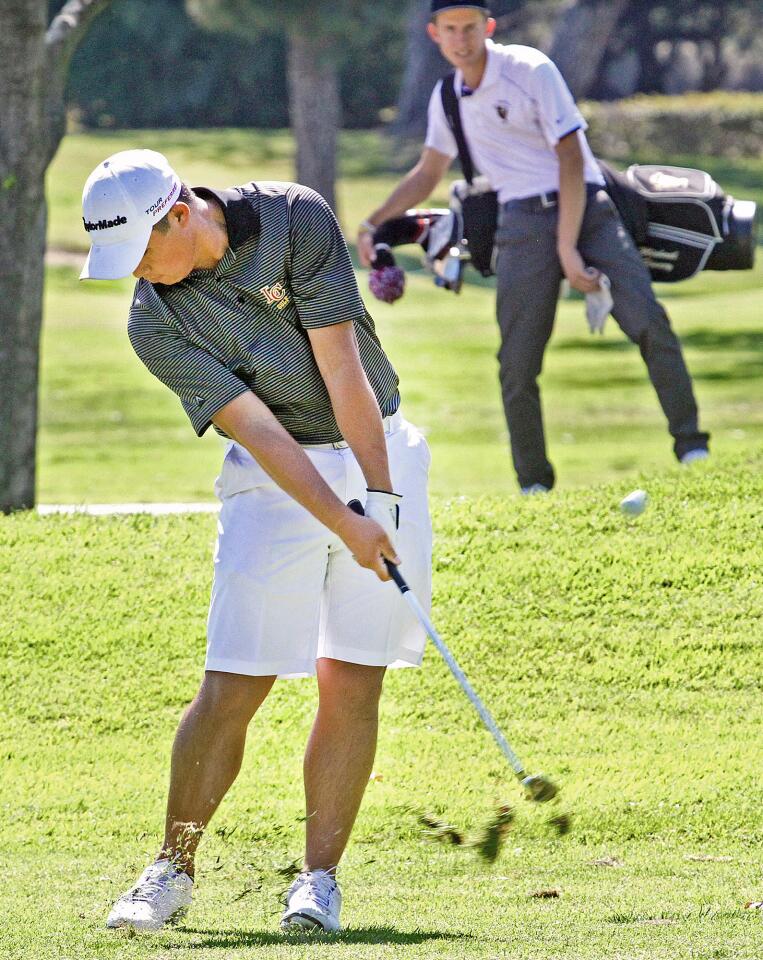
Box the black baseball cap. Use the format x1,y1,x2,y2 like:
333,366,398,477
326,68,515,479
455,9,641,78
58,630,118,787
431,0,491,15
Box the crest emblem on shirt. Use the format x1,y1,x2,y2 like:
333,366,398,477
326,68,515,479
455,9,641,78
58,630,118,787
259,282,290,310
495,100,510,122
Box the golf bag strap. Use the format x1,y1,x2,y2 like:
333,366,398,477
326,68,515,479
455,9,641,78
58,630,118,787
441,72,475,185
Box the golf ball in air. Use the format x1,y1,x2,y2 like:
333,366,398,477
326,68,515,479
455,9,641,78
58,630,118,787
620,489,648,516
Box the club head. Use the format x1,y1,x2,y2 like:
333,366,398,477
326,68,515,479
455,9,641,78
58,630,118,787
547,812,571,836
520,774,558,803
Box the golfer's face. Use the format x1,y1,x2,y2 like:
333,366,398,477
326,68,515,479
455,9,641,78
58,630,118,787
428,10,493,71
133,207,195,285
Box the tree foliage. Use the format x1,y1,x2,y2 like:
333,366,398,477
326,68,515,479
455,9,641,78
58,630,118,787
55,0,763,131
62,0,408,129
571,0,763,99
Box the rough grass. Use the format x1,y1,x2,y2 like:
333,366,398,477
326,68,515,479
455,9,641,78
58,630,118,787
2,453,762,958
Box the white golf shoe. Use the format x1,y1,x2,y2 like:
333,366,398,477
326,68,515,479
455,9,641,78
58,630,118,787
106,859,193,931
520,483,550,495
280,870,342,933
680,448,710,465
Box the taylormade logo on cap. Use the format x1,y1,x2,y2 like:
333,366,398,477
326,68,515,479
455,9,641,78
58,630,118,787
80,148,181,281
83,215,128,232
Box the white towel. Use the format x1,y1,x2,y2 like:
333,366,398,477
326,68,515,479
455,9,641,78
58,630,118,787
585,273,613,334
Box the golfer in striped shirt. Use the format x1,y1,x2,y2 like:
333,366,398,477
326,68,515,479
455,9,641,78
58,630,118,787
80,149,432,934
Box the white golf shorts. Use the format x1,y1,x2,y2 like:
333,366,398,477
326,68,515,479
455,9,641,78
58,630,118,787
206,412,432,678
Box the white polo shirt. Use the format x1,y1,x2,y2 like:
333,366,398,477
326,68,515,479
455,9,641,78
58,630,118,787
425,40,605,203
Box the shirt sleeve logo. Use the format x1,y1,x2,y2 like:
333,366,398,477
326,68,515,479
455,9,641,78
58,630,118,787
259,282,291,310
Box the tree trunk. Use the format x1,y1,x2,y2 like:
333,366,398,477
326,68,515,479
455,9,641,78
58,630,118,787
549,0,632,99
0,2,50,512
393,0,449,139
0,0,111,512
286,28,340,213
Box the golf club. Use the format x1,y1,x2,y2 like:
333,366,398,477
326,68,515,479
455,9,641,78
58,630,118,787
382,557,558,804
347,499,567,839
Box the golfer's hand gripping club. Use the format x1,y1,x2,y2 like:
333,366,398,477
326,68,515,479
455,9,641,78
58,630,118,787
343,496,400,580
364,489,402,550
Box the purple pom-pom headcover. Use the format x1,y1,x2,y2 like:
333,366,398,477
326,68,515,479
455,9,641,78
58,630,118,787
369,265,406,304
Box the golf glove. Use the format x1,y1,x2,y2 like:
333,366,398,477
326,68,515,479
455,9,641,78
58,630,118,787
585,273,613,334
364,489,402,548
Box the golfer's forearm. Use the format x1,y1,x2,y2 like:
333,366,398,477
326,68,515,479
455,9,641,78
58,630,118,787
556,140,587,254
367,166,441,227
212,394,348,535
308,322,392,491
329,377,392,492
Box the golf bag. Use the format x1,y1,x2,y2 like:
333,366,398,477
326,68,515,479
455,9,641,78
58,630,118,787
599,161,758,282
368,161,757,302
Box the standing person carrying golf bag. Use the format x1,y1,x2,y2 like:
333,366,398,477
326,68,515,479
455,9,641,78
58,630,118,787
358,0,710,493
80,149,432,933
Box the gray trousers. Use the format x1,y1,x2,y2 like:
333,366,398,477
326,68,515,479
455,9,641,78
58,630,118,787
495,187,709,489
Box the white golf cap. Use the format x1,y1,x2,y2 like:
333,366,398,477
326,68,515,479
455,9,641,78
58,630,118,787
80,149,181,280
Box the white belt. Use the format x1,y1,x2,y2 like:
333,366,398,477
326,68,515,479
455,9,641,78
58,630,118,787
301,410,402,450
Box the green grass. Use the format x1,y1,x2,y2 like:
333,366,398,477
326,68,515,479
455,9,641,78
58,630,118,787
47,130,762,253
2,454,762,958
46,129,447,254
10,128,763,957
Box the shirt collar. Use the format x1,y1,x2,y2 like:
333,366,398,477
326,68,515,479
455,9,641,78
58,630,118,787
193,185,261,252
457,39,502,97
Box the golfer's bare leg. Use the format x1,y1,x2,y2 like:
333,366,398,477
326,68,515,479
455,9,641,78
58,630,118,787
304,658,386,871
160,670,276,876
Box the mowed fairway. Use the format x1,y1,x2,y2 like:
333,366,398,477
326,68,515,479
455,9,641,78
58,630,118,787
1,130,760,958
2,459,762,959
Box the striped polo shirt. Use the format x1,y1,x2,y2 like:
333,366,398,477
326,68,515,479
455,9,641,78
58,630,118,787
128,182,400,443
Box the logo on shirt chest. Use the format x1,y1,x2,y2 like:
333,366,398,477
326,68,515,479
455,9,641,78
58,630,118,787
259,282,291,310
494,100,510,122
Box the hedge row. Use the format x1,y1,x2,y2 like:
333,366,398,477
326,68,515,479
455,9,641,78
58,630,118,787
583,92,763,161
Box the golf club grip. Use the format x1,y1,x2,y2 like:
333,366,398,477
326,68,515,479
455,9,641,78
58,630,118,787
386,562,527,779
384,559,409,592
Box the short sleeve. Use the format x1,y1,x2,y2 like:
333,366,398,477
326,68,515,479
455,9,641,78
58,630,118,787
424,81,459,159
287,189,365,329
129,297,250,436
532,58,587,148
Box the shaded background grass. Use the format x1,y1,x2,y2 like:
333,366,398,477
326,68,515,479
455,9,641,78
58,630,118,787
41,130,763,502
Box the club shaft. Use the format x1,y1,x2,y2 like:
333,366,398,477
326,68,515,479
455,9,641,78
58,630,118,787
387,563,527,779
